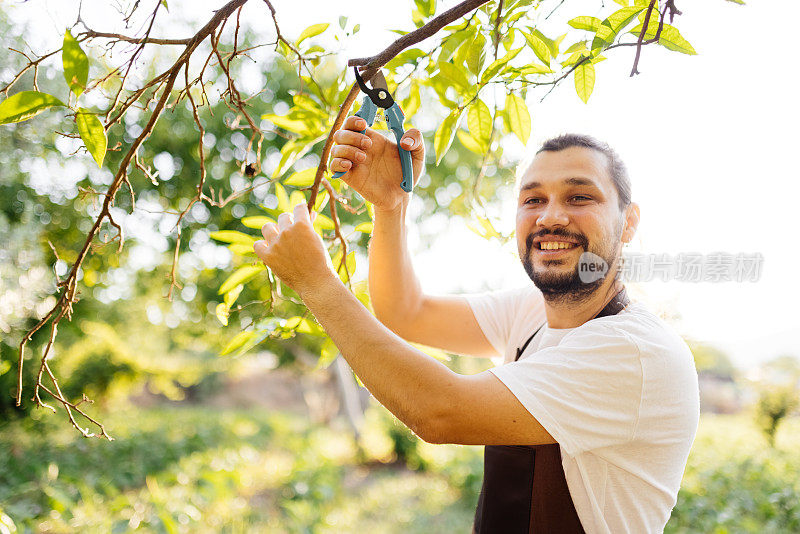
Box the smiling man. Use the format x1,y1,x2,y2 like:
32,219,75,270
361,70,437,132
253,123,699,534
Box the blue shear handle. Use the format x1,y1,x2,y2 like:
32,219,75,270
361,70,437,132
384,103,414,193
332,97,379,179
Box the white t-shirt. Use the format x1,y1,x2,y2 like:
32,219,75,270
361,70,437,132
464,284,699,534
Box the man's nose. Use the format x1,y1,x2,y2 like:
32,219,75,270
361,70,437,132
536,201,569,228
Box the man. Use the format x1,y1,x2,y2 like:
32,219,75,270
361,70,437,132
253,118,699,533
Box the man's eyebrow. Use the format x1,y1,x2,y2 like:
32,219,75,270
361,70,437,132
518,177,599,192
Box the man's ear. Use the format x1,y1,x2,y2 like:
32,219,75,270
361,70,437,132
621,202,640,243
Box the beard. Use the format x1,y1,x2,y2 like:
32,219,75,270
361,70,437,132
521,225,622,305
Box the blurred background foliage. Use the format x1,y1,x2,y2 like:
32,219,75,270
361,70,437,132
1,1,798,532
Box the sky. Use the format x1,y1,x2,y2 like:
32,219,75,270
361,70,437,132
9,0,800,369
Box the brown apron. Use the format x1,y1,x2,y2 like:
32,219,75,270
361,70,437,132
472,288,630,534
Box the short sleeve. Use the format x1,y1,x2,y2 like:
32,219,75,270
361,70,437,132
489,324,643,456
463,286,542,356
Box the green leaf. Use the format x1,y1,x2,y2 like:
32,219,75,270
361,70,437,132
219,264,265,295
271,139,316,179
297,23,329,45
386,48,427,70
313,189,329,212
224,284,244,307
454,26,478,66
63,29,89,97
228,243,256,257
429,75,458,108
437,62,470,93
562,50,592,68
517,64,554,75
284,168,317,187
401,80,421,119
241,216,276,229
629,23,697,55
0,91,65,125
76,109,107,168
467,33,487,75
261,113,311,135
316,338,339,370
568,16,602,32
337,251,356,283
456,129,485,155
354,222,373,233
215,303,229,326
592,6,646,50
437,31,471,63
481,47,523,83
607,5,647,29
313,213,335,231
563,41,588,55
505,93,531,145
292,93,325,115
574,61,596,103
414,0,436,18
295,317,324,336
289,190,306,209
221,330,257,356
433,109,464,165
353,280,371,308
524,30,553,65
467,99,492,148
274,183,290,212
209,230,257,245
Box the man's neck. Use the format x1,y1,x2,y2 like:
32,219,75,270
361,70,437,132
543,278,624,329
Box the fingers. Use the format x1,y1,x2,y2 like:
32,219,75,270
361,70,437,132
331,157,352,173
333,128,372,150
293,202,311,225
277,212,293,231
331,143,368,165
344,115,368,131
399,128,423,152
261,222,278,242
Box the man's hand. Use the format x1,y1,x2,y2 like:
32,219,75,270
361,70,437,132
330,116,425,212
253,203,337,296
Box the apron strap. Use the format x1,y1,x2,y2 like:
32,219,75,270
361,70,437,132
475,286,631,533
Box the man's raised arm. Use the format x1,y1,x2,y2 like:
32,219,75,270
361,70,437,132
329,116,497,358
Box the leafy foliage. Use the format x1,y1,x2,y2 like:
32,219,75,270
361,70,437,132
755,386,799,448
1,410,797,532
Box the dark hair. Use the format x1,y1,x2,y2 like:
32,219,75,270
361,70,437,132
536,133,631,210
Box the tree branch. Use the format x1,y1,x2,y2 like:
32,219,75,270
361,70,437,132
16,0,250,438
307,0,493,210
347,0,491,68
78,29,192,46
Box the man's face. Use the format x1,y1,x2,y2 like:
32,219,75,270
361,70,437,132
516,146,627,301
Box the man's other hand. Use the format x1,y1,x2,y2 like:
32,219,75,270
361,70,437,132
253,203,337,296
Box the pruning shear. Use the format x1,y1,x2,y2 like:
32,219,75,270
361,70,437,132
333,67,414,193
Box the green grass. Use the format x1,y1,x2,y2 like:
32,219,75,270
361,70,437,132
1,408,798,533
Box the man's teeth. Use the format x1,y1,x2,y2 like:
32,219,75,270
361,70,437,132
539,241,576,250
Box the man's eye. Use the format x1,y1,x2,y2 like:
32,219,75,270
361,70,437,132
571,195,592,202
524,198,543,205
